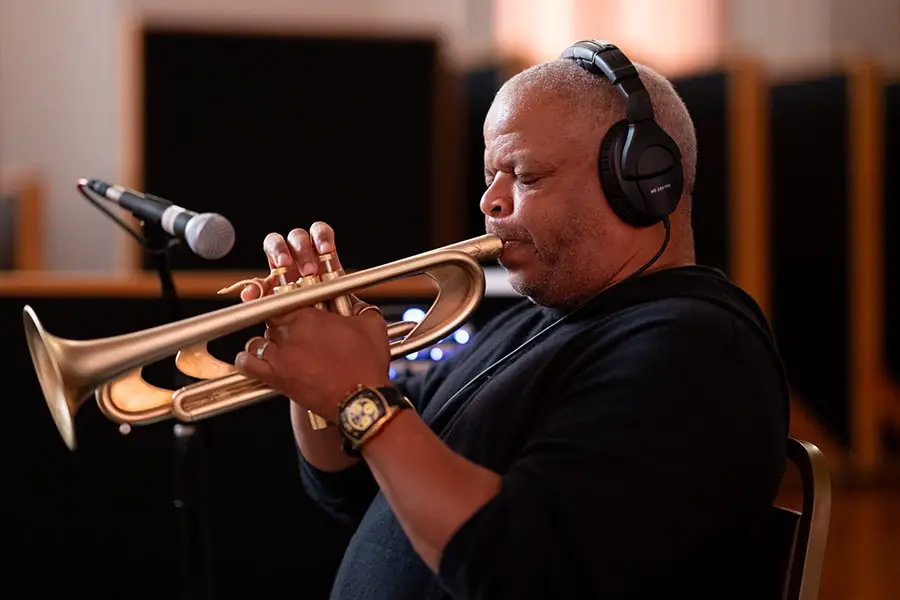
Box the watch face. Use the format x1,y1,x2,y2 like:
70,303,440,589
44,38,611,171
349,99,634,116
341,390,387,441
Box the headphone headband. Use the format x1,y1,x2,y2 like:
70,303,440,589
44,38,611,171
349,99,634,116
559,40,654,123
559,39,684,228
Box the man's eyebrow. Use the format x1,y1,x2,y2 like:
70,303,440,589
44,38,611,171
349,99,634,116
486,153,557,172
525,158,557,171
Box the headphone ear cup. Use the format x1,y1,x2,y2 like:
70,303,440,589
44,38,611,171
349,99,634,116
598,121,643,226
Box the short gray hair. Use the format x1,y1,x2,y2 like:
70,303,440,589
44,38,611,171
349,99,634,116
500,58,698,198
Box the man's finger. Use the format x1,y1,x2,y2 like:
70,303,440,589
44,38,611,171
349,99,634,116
240,283,263,302
266,304,319,329
263,232,291,269
264,324,292,346
235,337,278,382
287,228,320,277
244,335,266,352
310,222,342,271
263,232,300,282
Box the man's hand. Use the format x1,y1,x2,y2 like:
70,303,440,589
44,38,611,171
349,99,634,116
233,222,501,574
237,305,392,422
234,222,393,423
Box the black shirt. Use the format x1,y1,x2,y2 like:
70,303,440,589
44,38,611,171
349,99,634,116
298,266,790,599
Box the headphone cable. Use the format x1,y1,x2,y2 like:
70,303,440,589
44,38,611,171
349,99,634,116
433,216,672,434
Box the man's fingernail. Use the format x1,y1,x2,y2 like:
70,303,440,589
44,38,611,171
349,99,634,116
300,262,317,276
275,253,291,267
317,240,334,253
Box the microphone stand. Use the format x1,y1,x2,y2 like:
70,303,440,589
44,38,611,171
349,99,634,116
142,222,215,600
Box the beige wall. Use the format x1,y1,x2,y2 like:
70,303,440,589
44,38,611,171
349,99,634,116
0,0,489,272
728,0,900,73
2,0,897,271
2,0,123,271
495,0,725,74
495,0,899,74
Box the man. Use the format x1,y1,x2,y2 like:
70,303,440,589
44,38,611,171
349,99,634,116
235,42,789,599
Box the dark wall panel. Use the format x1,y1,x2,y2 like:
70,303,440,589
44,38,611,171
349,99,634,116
672,71,730,274
4,296,346,600
463,66,503,239
769,75,849,445
140,29,439,272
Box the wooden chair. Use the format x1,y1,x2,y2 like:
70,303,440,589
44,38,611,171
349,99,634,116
755,438,832,600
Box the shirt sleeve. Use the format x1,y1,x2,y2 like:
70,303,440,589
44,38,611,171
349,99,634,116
295,357,465,526
296,448,380,527
436,314,789,598
297,301,548,528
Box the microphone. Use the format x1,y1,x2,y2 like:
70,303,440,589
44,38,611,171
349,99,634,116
83,179,235,260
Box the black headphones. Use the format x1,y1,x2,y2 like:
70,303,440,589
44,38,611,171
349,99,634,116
560,40,684,227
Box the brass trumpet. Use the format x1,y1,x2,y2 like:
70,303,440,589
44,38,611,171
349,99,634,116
24,234,504,451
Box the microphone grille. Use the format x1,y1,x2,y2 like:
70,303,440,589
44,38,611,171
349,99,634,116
185,213,236,260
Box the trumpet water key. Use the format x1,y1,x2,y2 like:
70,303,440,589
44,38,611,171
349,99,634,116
24,234,504,450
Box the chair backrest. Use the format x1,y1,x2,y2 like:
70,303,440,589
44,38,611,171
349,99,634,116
755,438,832,600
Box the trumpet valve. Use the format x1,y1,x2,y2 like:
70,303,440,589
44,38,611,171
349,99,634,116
318,252,339,274
300,271,330,430
293,274,327,311
318,252,353,316
300,274,321,287
270,267,295,294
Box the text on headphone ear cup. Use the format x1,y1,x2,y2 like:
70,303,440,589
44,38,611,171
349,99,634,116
635,151,684,220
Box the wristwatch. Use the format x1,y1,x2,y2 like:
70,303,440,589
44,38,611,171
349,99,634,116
338,385,414,457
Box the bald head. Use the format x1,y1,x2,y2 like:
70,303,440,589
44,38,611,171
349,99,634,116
494,58,698,204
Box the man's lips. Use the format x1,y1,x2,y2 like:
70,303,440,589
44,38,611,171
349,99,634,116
487,229,531,260
497,238,531,263
502,239,527,247
488,231,529,244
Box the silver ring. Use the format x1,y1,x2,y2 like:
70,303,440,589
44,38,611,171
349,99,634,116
255,340,269,360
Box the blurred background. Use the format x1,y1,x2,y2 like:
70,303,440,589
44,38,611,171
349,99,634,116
1,0,898,598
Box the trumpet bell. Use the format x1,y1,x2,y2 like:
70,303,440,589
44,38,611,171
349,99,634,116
23,305,80,451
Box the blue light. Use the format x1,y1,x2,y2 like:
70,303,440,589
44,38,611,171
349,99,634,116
406,352,419,360
430,347,444,361
402,307,427,323
389,367,397,380
453,329,471,344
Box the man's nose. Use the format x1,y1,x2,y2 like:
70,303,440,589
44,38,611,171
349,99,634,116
480,176,513,218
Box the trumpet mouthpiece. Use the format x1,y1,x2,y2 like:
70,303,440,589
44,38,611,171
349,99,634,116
448,234,504,261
